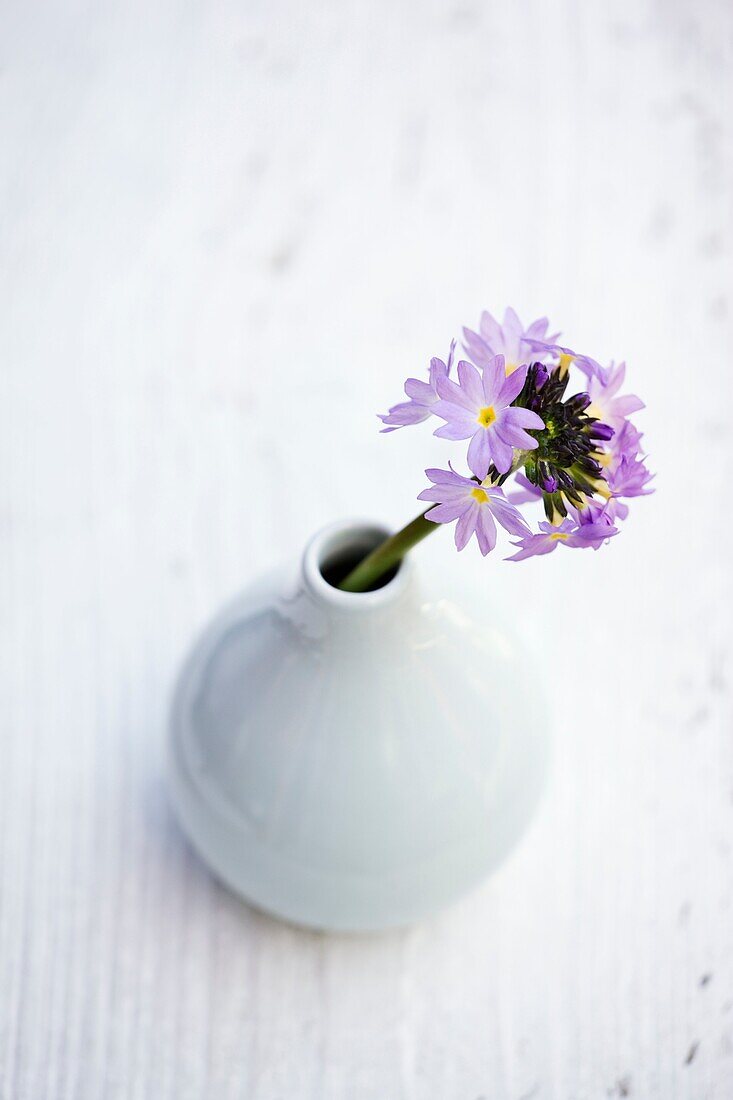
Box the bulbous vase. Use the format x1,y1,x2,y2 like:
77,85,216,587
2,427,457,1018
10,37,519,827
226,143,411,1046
168,519,550,931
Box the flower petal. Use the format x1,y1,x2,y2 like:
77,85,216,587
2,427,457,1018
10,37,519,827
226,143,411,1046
495,412,541,451
462,328,494,369
487,494,532,536
433,417,475,441
525,316,550,341
481,355,505,404
436,375,476,412
418,486,469,503
479,310,502,345
498,363,529,406
456,360,485,407
424,466,473,488
455,507,478,551
404,378,436,402
487,430,513,473
612,394,645,418
377,402,430,431
502,306,523,339
505,535,557,561
475,507,497,555
502,406,545,431
467,429,492,478
423,501,469,524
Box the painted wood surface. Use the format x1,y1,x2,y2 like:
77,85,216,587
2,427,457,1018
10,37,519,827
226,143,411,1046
1,1,732,1096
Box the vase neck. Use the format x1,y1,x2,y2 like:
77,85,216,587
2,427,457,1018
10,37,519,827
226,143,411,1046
301,519,414,616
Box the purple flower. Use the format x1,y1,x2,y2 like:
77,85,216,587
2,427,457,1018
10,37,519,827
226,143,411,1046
378,342,455,432
607,453,654,501
590,454,652,526
524,339,604,380
418,467,530,555
463,308,558,375
586,361,644,433
610,419,644,465
595,420,652,513
432,357,545,477
506,517,618,561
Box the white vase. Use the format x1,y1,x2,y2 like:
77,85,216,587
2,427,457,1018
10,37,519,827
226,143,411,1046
168,519,550,932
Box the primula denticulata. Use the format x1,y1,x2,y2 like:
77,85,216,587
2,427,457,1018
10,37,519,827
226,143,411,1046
339,308,653,592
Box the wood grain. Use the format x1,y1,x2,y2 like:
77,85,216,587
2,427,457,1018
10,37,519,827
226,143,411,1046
1,0,732,1096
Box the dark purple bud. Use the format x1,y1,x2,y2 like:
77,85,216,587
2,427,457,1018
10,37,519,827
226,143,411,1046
541,474,558,493
534,365,549,390
590,421,615,441
568,391,591,412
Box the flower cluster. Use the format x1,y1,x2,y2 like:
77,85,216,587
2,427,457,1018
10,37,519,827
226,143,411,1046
378,308,653,560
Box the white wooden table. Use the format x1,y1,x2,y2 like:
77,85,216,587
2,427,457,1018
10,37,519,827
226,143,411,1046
2,1,732,1096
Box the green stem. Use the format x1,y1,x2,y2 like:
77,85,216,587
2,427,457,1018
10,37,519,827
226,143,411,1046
338,510,437,593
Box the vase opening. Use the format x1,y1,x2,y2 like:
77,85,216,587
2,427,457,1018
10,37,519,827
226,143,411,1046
319,531,399,592
302,521,410,607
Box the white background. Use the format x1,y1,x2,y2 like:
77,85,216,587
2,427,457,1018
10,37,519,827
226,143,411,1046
1,1,732,1097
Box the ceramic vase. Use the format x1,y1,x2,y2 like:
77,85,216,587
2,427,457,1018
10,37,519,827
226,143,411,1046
168,519,550,931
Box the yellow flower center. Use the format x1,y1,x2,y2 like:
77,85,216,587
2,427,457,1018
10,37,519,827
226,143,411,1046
476,405,497,428
550,532,569,541
558,353,574,376
504,361,518,376
470,487,488,504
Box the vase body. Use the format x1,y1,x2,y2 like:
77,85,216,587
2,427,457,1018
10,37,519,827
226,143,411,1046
168,519,550,931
